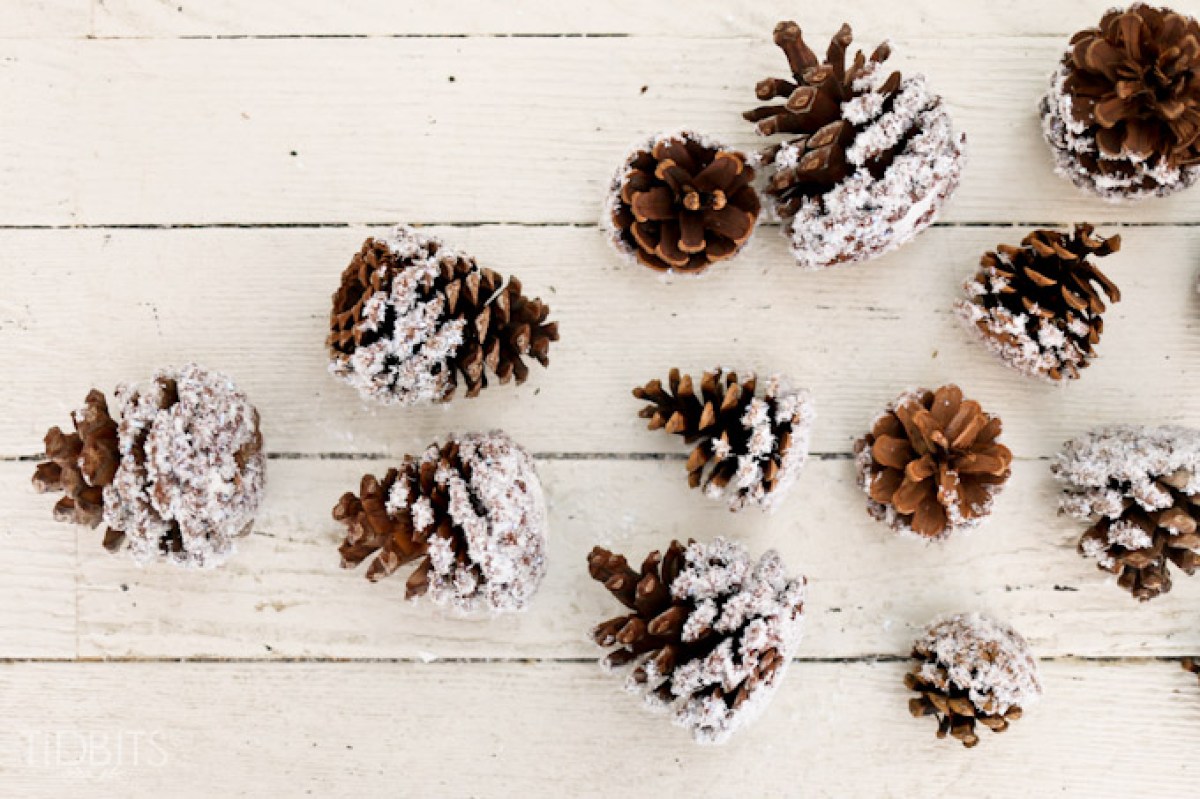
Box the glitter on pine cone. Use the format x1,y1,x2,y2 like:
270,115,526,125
744,21,965,269
906,613,1042,748
327,225,558,406
1040,4,1200,201
587,537,805,744
1053,425,1200,601
32,364,266,567
632,367,815,512
604,131,761,276
333,431,547,614
956,224,1122,382
855,385,1012,540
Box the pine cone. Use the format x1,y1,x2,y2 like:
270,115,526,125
1053,425,1200,601
956,224,1122,382
744,21,965,269
1184,657,1200,683
906,613,1042,748
854,385,1012,539
32,364,265,567
328,225,559,406
333,431,547,613
587,537,805,744
605,131,761,276
1041,4,1200,200
633,368,815,512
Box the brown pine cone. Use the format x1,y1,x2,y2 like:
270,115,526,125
333,431,547,613
605,131,761,276
957,224,1122,382
1184,657,1200,683
1041,4,1200,200
328,225,559,406
855,385,1012,539
588,537,805,744
1053,426,1200,601
33,389,119,528
633,368,815,512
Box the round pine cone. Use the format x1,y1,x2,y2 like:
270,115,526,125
32,364,265,567
906,613,1042,748
333,431,547,613
1053,425,1200,601
605,131,761,276
1041,4,1200,200
633,367,815,512
956,224,1122,382
855,385,1012,539
744,21,965,269
587,537,805,744
328,225,558,406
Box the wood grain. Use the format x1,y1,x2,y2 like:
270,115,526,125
0,0,88,38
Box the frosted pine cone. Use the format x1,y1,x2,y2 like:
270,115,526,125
32,364,266,567
333,431,547,613
588,537,805,744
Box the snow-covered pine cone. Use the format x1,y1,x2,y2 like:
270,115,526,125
633,367,815,512
744,21,965,269
587,537,805,744
32,364,266,567
333,431,547,613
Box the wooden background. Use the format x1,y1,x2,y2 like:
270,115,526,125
3,1,1200,795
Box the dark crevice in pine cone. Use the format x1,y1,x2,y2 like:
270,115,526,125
32,390,119,530
905,669,1024,749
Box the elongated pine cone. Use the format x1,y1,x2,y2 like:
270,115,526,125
333,431,547,613
32,364,265,567
605,131,761,276
855,385,1012,539
1053,426,1200,601
744,21,965,269
328,225,559,406
906,613,1042,748
588,537,805,744
633,368,815,512
956,224,1122,382
1041,4,1200,200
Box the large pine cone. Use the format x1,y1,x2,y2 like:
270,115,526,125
328,225,559,406
956,224,1122,382
855,385,1012,539
1053,425,1200,601
333,431,547,613
1041,4,1200,200
605,131,761,276
588,537,805,744
744,21,965,269
633,368,815,512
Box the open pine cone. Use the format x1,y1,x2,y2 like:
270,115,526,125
956,224,1122,382
744,21,965,268
1053,425,1200,601
906,613,1042,748
333,431,547,613
1041,4,1200,200
633,368,815,512
588,537,805,744
328,225,559,406
855,385,1012,539
605,131,761,276
32,364,265,567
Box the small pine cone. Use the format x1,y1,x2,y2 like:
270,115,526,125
633,368,815,512
744,21,965,269
333,431,547,613
32,364,266,567
956,224,1122,382
906,613,1042,748
1041,5,1200,201
1052,425,1200,601
605,131,761,276
587,537,805,744
328,225,559,406
855,385,1012,539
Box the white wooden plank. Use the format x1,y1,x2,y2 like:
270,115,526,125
0,0,89,38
